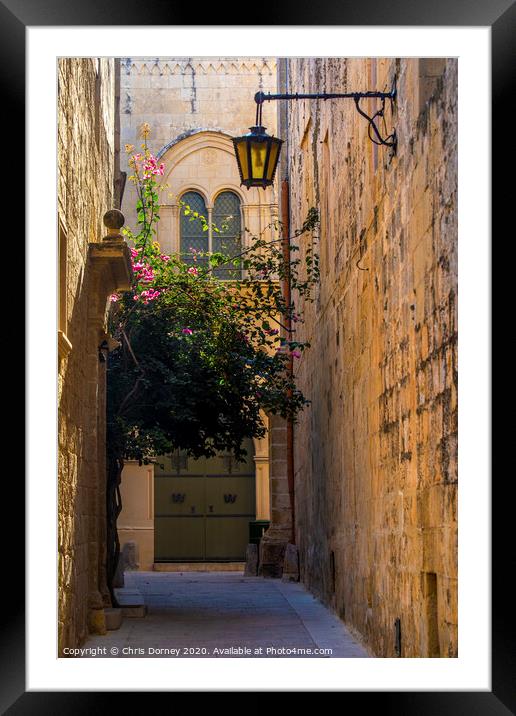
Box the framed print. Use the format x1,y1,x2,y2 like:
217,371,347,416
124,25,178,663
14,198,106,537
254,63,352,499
5,0,510,708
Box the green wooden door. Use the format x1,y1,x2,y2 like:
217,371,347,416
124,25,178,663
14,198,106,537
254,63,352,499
154,439,255,561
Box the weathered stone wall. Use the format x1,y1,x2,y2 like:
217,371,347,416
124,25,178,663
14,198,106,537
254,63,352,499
283,58,457,657
259,414,291,577
58,58,117,652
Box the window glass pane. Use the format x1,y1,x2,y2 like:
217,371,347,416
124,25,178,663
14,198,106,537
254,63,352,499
180,191,209,268
212,191,242,279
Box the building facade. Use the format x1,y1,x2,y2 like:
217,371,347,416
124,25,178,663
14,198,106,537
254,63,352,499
281,58,458,657
117,58,286,570
57,55,458,659
58,58,132,652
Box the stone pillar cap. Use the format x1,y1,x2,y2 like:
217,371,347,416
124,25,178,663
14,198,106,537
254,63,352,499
103,209,125,240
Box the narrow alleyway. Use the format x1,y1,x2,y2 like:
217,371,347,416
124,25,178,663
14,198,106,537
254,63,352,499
82,572,369,658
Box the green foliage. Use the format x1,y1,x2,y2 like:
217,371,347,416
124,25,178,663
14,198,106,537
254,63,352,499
107,132,319,464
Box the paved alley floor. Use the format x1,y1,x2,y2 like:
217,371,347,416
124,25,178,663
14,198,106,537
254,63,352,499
83,571,369,658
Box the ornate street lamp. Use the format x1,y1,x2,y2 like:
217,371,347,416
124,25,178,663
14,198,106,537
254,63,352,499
232,124,283,190
233,83,397,190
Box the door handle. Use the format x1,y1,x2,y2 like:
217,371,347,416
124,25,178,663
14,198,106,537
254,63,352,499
224,494,237,504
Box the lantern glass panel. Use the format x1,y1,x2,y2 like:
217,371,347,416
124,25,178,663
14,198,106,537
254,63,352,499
250,141,268,180
266,142,280,181
235,140,249,182
233,126,283,188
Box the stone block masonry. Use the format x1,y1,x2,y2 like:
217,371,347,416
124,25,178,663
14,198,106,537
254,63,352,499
283,58,458,657
58,58,132,653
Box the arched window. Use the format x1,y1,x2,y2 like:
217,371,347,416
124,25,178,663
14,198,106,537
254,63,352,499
212,192,242,279
180,191,209,269
179,189,242,279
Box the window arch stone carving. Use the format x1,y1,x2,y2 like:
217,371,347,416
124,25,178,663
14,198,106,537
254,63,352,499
155,130,277,261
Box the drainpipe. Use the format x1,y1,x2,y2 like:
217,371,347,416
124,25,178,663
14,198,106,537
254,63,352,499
281,178,295,546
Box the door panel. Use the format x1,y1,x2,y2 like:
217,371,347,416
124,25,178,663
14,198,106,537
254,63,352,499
155,476,205,516
205,476,254,515
155,516,204,560
154,439,257,561
205,516,252,560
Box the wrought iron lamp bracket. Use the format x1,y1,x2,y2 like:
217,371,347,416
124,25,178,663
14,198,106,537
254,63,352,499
254,81,397,153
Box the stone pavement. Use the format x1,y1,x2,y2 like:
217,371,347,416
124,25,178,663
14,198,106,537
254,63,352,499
83,571,369,658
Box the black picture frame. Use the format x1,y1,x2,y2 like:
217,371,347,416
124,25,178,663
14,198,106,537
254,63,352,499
8,0,511,709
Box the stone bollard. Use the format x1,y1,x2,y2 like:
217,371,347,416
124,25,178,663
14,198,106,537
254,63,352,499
88,591,107,635
104,607,123,631
259,538,287,578
122,541,139,571
244,543,259,576
281,543,300,582
88,609,107,635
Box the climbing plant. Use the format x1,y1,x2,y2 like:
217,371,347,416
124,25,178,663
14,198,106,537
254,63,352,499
105,124,319,602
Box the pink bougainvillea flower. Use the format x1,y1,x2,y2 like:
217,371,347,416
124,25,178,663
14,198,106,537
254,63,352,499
139,288,161,304
187,267,198,276
110,293,120,302
160,254,170,262
140,154,165,178
290,350,302,358
182,328,193,335
141,269,155,283
131,257,155,284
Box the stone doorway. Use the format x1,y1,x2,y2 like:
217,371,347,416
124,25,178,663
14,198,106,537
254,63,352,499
117,413,272,570
154,438,256,562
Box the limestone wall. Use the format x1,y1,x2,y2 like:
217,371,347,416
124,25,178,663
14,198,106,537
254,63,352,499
120,57,278,235
283,58,458,657
117,462,155,571
58,58,117,651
